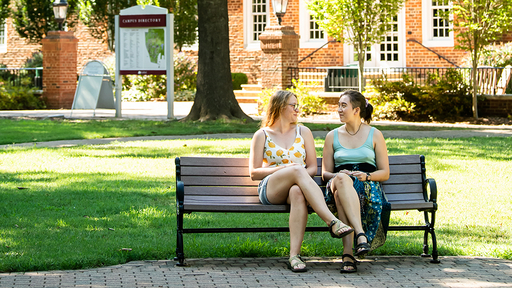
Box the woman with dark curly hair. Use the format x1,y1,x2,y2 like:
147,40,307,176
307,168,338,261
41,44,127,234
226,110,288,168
322,90,391,273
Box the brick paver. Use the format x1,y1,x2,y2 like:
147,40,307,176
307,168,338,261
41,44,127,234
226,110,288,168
1,256,511,288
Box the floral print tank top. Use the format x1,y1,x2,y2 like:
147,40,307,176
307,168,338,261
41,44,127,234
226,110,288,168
262,125,306,167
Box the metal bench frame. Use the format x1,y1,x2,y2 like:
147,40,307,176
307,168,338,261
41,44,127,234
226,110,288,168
174,155,439,266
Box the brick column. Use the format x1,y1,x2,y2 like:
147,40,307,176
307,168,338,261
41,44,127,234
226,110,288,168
259,26,299,90
42,31,79,109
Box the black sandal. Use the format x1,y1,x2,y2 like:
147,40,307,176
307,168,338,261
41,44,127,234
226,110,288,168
329,219,354,239
354,233,371,257
340,254,357,273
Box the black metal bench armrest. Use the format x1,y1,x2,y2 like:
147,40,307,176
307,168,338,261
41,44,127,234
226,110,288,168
425,178,437,208
176,180,184,212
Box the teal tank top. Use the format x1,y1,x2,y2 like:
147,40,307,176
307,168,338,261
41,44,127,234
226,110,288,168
333,127,376,167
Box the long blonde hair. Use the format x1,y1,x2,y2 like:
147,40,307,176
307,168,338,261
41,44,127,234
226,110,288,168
261,90,297,128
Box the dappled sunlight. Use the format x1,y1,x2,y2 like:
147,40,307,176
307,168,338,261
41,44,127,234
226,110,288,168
1,137,511,271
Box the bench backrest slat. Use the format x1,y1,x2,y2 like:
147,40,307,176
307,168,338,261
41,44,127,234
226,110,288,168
177,155,428,209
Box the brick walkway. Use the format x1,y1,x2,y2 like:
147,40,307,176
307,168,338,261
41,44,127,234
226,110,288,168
1,256,511,287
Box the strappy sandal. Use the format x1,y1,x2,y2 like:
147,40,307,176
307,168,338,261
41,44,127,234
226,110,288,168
329,219,354,239
287,255,308,273
354,233,371,257
340,254,357,273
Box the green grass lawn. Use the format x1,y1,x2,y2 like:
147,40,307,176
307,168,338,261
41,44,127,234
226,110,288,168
1,136,511,272
0,118,473,145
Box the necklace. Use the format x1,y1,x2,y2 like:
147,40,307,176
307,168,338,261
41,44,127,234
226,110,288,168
345,123,362,136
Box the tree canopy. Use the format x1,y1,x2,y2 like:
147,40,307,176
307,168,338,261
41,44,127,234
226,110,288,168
12,0,78,43
451,0,512,118
0,0,10,26
77,0,197,51
306,0,405,91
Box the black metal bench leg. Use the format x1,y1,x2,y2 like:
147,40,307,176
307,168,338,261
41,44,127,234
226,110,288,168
174,205,187,266
429,227,440,263
429,211,440,263
421,211,440,263
421,229,431,258
175,228,186,266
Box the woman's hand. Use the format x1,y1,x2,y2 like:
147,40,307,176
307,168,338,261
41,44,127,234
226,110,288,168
348,171,367,182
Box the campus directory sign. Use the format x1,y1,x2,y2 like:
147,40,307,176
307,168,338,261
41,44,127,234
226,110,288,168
119,13,167,75
115,5,174,118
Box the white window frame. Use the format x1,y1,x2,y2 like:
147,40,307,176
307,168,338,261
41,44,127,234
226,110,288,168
299,0,328,48
422,0,453,47
243,0,270,50
0,20,7,53
343,7,406,68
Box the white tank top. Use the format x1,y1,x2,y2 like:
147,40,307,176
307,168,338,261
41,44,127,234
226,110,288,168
262,125,306,167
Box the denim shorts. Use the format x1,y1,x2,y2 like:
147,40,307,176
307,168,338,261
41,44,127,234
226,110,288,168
257,174,272,205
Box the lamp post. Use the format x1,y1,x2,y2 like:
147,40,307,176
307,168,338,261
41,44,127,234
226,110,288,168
272,0,288,25
53,0,69,31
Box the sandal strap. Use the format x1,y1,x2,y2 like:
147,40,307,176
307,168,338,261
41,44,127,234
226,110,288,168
289,255,305,267
342,253,357,262
355,232,368,241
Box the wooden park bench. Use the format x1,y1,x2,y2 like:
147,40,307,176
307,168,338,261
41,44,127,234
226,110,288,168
174,155,439,266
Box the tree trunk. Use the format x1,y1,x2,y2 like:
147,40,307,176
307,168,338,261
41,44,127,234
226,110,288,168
183,0,252,122
472,37,479,119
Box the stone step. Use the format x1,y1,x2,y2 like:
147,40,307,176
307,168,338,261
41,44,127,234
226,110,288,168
234,90,260,103
240,84,262,91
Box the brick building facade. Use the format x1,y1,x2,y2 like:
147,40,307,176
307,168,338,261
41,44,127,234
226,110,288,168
1,1,511,82
214,0,511,84
0,18,113,71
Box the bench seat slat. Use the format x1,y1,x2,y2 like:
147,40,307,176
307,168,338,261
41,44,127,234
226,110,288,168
383,174,422,184
181,166,249,177
181,176,325,186
390,202,434,210
185,186,259,196
382,184,423,194
183,204,290,213
185,195,261,205
386,193,426,202
388,155,421,165
389,164,422,174
181,176,257,186
180,157,249,167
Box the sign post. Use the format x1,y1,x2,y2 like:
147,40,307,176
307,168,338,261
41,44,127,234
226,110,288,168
115,5,174,118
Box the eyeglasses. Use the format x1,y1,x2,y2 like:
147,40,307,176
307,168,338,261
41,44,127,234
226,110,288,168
288,103,300,110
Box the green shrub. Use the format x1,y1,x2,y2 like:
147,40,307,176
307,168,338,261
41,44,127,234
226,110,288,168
368,69,473,121
232,73,248,90
0,78,46,109
287,79,326,116
174,90,195,101
121,52,197,101
257,79,326,117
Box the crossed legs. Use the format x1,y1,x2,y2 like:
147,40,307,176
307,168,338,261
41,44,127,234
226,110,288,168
330,173,369,270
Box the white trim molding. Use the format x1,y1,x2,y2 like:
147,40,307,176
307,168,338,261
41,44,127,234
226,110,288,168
422,0,454,47
244,0,270,50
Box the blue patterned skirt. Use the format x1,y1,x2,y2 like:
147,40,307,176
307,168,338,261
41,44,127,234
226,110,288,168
326,176,391,250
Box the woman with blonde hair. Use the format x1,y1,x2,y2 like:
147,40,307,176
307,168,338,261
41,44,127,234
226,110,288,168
322,90,391,273
249,90,353,273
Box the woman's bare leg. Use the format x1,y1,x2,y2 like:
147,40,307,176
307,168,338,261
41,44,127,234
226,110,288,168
287,185,307,269
266,165,351,235
331,173,368,249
